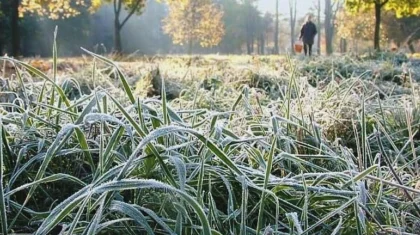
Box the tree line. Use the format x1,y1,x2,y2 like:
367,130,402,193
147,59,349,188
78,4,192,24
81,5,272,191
0,0,419,57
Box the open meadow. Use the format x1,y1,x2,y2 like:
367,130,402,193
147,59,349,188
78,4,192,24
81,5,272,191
0,50,419,234
0,0,420,233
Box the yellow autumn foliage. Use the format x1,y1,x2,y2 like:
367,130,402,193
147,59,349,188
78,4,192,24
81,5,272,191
163,0,225,48
335,9,388,42
345,0,420,18
20,0,150,19
19,0,89,19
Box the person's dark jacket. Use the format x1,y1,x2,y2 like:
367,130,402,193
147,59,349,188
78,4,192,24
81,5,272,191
300,21,317,45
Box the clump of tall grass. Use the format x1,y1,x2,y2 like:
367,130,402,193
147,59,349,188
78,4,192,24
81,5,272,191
0,41,420,235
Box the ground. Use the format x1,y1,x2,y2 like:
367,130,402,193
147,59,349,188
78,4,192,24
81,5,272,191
0,52,420,234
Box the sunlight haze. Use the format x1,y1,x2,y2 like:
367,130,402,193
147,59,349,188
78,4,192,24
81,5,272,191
257,0,323,18
1,0,420,234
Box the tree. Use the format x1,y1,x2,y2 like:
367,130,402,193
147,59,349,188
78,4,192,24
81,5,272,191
382,13,420,53
108,0,146,53
163,0,225,54
274,0,279,54
289,0,297,55
345,0,420,51
262,13,274,54
0,3,4,55
118,0,172,54
324,0,342,55
339,38,347,53
218,0,247,53
20,0,88,19
243,0,258,54
21,0,148,53
314,0,321,55
255,12,272,54
11,0,20,57
15,0,92,56
336,9,387,52
91,0,146,53
217,0,269,55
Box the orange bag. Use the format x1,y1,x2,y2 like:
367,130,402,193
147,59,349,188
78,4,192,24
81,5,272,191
294,41,303,53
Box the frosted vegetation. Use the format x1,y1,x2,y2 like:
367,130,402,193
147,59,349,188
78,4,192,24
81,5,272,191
0,48,420,234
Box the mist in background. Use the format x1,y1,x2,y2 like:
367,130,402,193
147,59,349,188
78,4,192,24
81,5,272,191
3,0,416,57
19,0,173,57
258,0,322,18
10,0,315,57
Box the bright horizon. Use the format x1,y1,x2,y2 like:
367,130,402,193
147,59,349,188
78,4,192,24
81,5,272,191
257,0,325,18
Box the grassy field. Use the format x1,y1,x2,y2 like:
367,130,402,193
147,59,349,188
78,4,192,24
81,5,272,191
0,49,420,234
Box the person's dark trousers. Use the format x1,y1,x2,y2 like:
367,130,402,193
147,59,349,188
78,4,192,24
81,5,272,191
304,43,313,56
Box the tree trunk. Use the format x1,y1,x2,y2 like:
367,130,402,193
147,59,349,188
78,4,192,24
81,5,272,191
0,21,3,55
114,18,122,53
257,39,260,54
317,0,321,55
266,33,269,49
188,38,193,55
0,2,4,56
340,38,347,53
112,0,142,54
113,0,123,53
374,2,382,51
244,0,253,55
189,0,196,56
289,0,296,55
247,37,252,54
343,39,346,53
260,34,265,54
251,35,255,54
274,0,279,54
325,0,335,55
325,32,332,55
11,0,20,57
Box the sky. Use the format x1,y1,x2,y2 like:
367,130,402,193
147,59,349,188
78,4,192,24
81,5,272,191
257,0,324,19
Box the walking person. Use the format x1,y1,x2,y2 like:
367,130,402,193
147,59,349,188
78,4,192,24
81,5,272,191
299,14,317,56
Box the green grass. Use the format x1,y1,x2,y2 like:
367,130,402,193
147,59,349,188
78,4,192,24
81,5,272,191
0,47,420,235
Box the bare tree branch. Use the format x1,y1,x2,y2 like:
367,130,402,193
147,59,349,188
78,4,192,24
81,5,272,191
117,0,123,14
113,0,117,14
404,27,420,45
380,0,390,8
120,0,143,29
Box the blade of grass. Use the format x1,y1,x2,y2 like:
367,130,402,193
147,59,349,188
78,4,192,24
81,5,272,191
106,93,177,186
0,124,8,235
81,48,135,104
341,165,378,189
93,179,212,235
117,125,244,180
256,137,276,234
376,130,420,217
109,201,154,235
302,197,356,234
3,58,72,109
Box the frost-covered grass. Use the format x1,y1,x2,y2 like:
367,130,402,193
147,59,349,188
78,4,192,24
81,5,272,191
0,48,420,235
